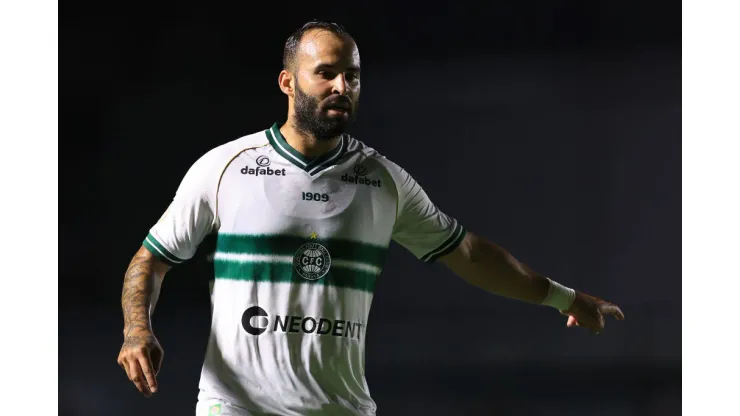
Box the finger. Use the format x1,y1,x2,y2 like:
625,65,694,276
128,358,152,397
138,353,159,394
118,356,131,379
605,305,625,320
597,304,624,322
575,313,603,333
587,313,605,333
150,347,164,376
566,316,579,327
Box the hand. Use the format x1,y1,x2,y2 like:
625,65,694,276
560,292,625,335
117,327,164,397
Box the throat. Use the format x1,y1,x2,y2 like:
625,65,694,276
281,123,342,159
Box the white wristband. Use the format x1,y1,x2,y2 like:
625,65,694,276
542,278,576,311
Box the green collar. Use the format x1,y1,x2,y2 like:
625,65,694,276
265,123,347,176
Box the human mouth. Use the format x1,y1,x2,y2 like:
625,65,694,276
326,100,351,111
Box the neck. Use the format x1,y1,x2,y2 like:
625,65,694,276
280,120,341,159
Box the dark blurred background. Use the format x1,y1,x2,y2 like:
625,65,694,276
60,2,680,415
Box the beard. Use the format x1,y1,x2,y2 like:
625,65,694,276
293,81,358,141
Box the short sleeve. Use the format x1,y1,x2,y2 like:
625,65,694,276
385,161,466,263
142,152,219,266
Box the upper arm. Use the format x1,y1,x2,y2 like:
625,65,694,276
135,245,173,277
142,151,220,267
438,231,475,268
382,158,467,263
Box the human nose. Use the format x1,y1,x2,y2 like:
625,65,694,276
332,73,348,95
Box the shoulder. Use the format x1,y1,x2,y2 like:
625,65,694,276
188,129,271,176
342,135,419,200
174,129,270,198
344,135,407,176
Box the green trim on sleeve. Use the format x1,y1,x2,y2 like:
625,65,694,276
422,223,467,263
142,233,184,266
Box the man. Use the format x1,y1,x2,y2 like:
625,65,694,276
117,21,624,416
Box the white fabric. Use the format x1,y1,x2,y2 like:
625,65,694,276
143,125,465,415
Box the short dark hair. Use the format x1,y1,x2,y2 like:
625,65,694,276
282,21,354,71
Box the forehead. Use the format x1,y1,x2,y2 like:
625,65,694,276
296,29,360,69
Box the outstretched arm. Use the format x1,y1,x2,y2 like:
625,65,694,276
379,159,623,333
439,231,624,333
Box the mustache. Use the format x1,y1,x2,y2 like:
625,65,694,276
323,96,352,111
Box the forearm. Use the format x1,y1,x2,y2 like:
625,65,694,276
121,246,168,335
440,232,552,305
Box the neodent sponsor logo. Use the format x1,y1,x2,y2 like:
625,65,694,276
242,306,269,335
241,306,364,341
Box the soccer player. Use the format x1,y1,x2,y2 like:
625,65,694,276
117,21,624,416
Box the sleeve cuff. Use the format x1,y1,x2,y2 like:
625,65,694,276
421,223,467,263
142,232,185,267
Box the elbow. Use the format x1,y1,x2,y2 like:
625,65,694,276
458,232,484,264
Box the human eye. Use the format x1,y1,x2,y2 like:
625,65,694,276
317,69,336,80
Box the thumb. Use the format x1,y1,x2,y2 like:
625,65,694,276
566,315,579,327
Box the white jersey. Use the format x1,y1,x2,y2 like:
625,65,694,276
143,123,466,415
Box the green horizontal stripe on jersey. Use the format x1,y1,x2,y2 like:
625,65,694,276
214,259,378,293
216,233,388,269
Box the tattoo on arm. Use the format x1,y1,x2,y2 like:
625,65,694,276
121,247,155,337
